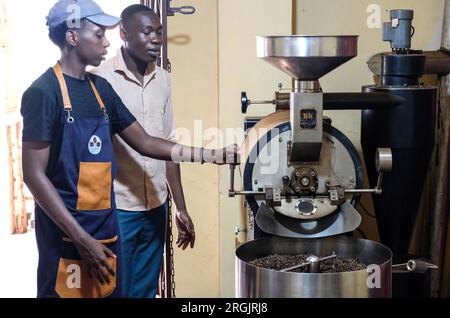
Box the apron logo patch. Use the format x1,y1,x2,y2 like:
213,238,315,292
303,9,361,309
88,135,102,155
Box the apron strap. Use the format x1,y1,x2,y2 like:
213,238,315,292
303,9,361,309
53,63,72,111
87,76,106,112
52,63,107,113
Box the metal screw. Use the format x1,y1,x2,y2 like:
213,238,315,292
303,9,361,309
234,227,240,235
310,187,316,192
301,177,310,187
295,171,301,178
311,171,316,177
279,137,283,142
295,187,301,192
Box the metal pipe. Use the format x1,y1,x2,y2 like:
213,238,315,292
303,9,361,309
345,189,381,194
161,0,169,71
430,0,450,298
367,50,450,76
323,92,405,110
250,99,276,105
272,92,405,111
231,189,382,196
232,191,266,196
426,49,450,76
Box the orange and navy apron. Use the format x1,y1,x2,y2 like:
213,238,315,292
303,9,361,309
35,63,121,298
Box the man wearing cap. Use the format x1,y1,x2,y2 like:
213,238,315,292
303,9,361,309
21,0,237,298
92,4,195,298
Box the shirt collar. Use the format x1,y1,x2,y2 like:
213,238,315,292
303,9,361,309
114,47,157,87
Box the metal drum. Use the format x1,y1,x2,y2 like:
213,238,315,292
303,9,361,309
236,236,392,298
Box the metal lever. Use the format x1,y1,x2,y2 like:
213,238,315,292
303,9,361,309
229,164,236,197
345,148,393,195
228,163,264,197
375,148,392,194
345,148,392,195
241,91,275,113
280,252,337,273
392,259,438,273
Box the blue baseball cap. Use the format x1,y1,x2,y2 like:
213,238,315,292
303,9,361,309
46,0,121,29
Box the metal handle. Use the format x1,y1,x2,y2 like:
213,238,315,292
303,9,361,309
168,0,196,16
241,91,275,113
170,6,196,15
229,164,237,197
374,148,393,194
392,259,438,273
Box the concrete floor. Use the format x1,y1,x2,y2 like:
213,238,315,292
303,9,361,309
0,230,37,298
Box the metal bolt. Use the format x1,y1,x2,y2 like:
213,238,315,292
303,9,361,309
310,187,316,192
295,171,301,178
300,177,310,187
311,171,316,177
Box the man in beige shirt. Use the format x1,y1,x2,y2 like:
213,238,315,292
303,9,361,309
92,4,195,298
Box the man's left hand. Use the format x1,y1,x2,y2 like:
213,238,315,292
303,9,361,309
175,210,195,250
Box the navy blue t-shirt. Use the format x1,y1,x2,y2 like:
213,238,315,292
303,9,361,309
21,68,137,176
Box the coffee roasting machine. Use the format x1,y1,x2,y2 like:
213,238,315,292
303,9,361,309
227,10,440,298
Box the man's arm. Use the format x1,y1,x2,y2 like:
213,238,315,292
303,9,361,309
166,162,195,249
23,142,116,284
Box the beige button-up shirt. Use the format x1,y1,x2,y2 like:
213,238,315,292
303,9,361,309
92,48,176,211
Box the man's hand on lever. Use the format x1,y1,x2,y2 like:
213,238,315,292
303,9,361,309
202,144,240,165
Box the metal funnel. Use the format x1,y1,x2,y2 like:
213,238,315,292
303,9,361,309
257,36,358,81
